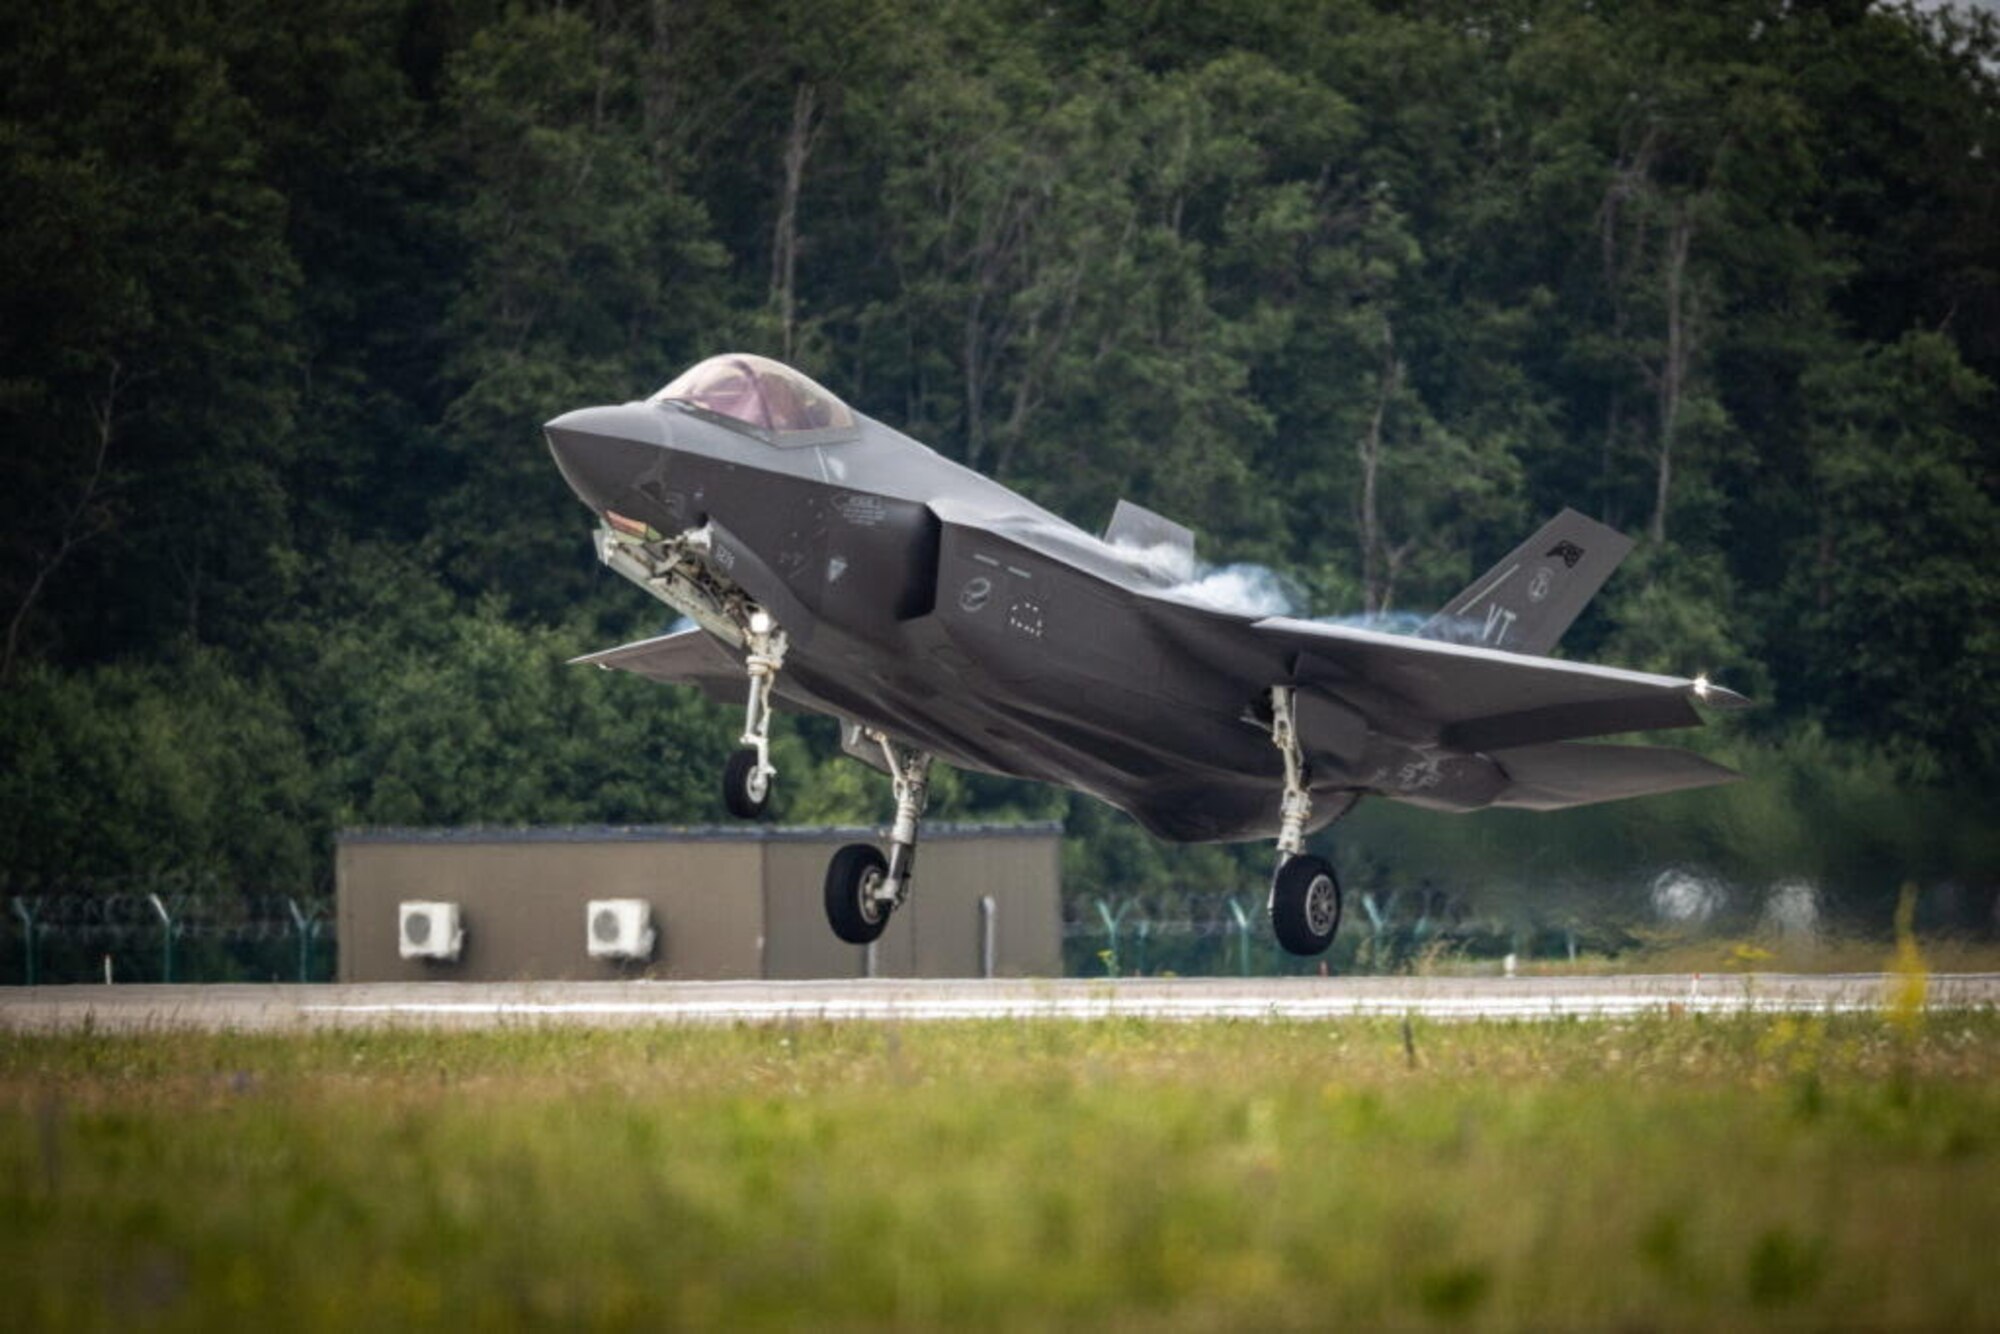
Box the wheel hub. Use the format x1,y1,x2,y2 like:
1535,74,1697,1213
858,868,887,924
1305,874,1338,937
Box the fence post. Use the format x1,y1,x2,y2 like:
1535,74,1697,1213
978,895,997,979
1134,917,1151,977
1226,896,1252,977
1093,898,1134,976
1361,891,1389,933
10,898,38,986
146,893,175,984
286,898,322,983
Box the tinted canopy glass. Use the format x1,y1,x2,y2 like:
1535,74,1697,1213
654,354,855,434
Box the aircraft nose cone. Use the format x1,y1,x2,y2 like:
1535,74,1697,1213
545,403,670,514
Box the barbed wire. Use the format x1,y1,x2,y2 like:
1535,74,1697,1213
1058,887,1476,940
2,893,335,944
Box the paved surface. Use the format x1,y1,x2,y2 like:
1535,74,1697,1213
1,974,1995,1032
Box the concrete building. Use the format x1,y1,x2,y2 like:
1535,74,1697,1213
336,823,1062,982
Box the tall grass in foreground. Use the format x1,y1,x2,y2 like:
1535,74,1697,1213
2,1015,1996,1329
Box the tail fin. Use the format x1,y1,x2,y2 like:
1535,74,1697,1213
1418,508,1633,656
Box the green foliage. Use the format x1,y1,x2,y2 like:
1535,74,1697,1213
0,653,315,886
3,1016,1997,1325
0,0,1995,916
1790,331,1998,777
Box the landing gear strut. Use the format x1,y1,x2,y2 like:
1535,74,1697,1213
825,732,933,944
1267,685,1341,956
722,610,787,818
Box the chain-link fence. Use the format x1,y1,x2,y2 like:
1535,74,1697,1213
2,885,334,985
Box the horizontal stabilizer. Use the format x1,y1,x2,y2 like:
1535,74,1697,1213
1489,741,1741,811
1419,508,1633,656
1103,499,1195,572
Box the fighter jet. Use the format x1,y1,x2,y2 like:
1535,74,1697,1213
546,353,1746,956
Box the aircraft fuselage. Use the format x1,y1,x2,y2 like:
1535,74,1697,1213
548,398,1537,841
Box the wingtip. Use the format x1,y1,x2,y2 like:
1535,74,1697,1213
1689,675,1753,710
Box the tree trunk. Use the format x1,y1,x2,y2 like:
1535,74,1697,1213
1652,205,1695,544
1601,394,1624,528
4,363,120,681
1358,313,1401,615
771,83,818,362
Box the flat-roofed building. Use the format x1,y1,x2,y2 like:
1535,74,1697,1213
336,823,1061,982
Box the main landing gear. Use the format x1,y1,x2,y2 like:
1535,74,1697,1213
722,610,787,818
1267,685,1342,956
824,732,932,944
702,596,928,948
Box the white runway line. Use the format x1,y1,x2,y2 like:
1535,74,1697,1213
302,994,1884,1023
2,974,1995,1032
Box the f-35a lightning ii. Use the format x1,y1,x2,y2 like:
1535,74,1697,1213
547,353,1745,956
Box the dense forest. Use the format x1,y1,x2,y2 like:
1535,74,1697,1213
2,0,1995,940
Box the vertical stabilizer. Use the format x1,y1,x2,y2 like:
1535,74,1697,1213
1417,509,1633,656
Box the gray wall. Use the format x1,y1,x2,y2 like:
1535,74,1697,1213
337,825,1060,982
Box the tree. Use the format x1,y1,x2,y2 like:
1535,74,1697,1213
0,0,301,667
1790,332,1998,777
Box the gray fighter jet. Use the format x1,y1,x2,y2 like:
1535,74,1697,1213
547,353,1745,955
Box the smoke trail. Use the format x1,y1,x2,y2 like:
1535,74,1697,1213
1175,564,1299,617
1106,536,1301,617
1312,610,1433,635
1105,536,1479,635
1109,539,1199,585
1651,868,1730,924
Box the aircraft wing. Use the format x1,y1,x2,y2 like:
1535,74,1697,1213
926,505,1744,763
1246,613,1748,752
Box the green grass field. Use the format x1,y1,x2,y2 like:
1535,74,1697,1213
3,1013,1996,1329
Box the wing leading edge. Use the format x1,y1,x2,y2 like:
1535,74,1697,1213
1245,614,1746,807
1251,613,1748,744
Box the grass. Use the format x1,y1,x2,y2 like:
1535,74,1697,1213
2,1013,1997,1329
1438,935,2000,979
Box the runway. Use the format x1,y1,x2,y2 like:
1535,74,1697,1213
2,973,1996,1032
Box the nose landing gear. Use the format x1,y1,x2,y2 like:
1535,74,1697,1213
825,732,933,945
722,610,787,818
590,518,795,822
1267,685,1342,957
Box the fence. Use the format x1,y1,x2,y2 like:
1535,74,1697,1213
1058,887,1600,977
2,891,335,985
6,884,1595,985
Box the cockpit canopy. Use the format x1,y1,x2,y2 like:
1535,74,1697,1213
653,354,855,435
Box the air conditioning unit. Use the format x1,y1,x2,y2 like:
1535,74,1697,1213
399,901,464,961
587,899,656,961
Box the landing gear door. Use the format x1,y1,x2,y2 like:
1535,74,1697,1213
839,719,894,774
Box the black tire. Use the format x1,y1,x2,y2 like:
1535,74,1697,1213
1270,854,1341,956
825,843,892,944
722,747,769,819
